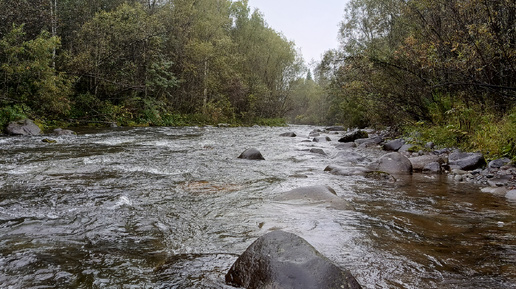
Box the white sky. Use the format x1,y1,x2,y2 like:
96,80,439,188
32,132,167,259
246,0,349,64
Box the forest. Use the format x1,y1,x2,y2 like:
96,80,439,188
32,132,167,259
0,0,302,127
293,0,516,158
1,0,516,158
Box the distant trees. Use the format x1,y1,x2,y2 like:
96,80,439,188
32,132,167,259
0,0,302,126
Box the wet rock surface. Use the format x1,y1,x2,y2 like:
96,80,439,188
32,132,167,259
339,130,369,143
280,132,297,137
308,128,516,193
367,152,413,175
238,148,265,160
273,185,352,210
52,128,77,136
225,230,362,289
6,119,42,136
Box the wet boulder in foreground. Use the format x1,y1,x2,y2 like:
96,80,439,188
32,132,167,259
238,148,265,160
225,230,362,289
6,119,42,136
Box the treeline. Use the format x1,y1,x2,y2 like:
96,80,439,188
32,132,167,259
0,0,302,128
307,0,516,157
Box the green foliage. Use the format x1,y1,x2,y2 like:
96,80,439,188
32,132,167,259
406,104,516,159
0,25,73,118
252,117,287,127
0,0,302,127
0,105,27,130
317,0,516,130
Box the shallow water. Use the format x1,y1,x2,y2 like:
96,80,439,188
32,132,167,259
0,126,515,288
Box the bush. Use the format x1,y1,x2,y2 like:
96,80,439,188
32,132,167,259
0,105,27,131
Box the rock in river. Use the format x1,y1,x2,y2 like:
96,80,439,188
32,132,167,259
448,152,486,171
238,148,265,160
383,139,405,151
280,132,297,137
313,136,331,142
6,119,42,136
52,128,77,136
225,230,362,289
368,152,412,175
274,185,351,210
338,130,369,143
409,155,443,172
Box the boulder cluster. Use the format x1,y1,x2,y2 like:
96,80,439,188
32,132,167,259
4,119,77,142
322,128,516,201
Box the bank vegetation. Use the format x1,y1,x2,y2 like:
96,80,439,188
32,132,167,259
289,0,516,159
0,0,301,128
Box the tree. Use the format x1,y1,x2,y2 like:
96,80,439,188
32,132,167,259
0,25,73,117
71,3,176,121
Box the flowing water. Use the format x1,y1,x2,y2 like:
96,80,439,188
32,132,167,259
0,126,515,288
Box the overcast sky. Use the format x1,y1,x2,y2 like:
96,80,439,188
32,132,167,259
246,0,349,64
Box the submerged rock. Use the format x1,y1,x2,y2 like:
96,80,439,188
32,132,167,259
6,119,42,136
313,136,331,142
42,138,57,143
309,148,326,155
324,165,371,176
335,151,370,164
225,230,362,289
52,128,77,136
274,185,351,210
336,142,357,149
238,148,265,160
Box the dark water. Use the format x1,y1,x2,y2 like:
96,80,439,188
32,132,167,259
0,126,515,288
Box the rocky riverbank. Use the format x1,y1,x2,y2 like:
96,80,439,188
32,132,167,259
306,127,516,201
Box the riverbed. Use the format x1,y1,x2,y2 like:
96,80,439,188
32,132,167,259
0,125,515,288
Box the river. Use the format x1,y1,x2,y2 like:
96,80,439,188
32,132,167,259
0,125,515,288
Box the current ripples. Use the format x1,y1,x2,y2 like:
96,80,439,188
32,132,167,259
1,126,515,288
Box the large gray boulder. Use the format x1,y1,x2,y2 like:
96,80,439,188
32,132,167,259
225,230,362,289
274,185,351,210
238,148,265,160
383,139,404,151
368,152,413,174
409,155,443,172
6,119,42,136
339,130,369,143
326,126,346,132
448,152,486,171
